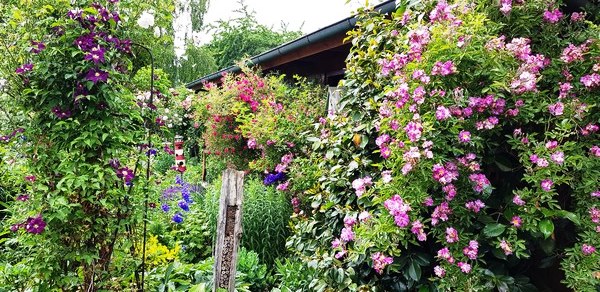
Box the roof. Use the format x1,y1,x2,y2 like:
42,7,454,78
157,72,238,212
185,0,396,90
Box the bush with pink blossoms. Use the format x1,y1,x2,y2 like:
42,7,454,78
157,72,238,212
285,0,600,290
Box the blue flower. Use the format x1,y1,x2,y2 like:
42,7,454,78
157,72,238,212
172,212,183,223
161,203,170,213
175,174,184,185
264,172,286,185
178,200,190,212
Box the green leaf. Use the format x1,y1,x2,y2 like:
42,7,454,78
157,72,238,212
539,220,554,239
407,261,421,281
483,223,506,237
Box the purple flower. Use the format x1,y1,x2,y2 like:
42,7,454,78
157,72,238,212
469,173,491,193
109,158,120,169
431,60,457,76
161,203,170,212
25,215,46,234
30,41,45,54
86,68,108,84
581,73,600,88
16,194,30,201
67,8,83,20
74,33,96,51
352,176,372,197
500,240,513,255
551,151,564,164
540,179,554,192
116,167,134,184
172,212,184,223
463,240,479,259
15,63,33,75
84,46,106,64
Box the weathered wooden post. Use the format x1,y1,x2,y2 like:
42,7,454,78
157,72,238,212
213,168,245,292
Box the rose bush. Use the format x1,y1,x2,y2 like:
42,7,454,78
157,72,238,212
285,0,599,290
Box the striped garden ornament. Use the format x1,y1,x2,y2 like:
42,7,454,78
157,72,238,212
174,135,186,173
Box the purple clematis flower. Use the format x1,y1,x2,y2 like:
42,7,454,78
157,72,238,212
31,41,45,54
25,215,46,234
86,68,108,84
84,46,106,64
15,63,33,74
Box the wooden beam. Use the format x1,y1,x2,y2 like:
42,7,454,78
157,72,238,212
213,169,245,292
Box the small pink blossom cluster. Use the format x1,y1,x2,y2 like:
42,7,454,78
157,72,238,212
435,105,452,121
543,8,563,24
432,162,459,185
431,60,457,76
275,153,293,173
379,53,409,76
386,83,410,109
468,173,491,193
406,27,431,61
581,123,599,136
560,43,588,64
591,146,600,157
376,134,392,159
457,261,472,273
475,116,500,130
548,101,564,116
371,252,394,274
580,73,600,88
590,207,599,224
511,216,522,228
432,201,452,225
457,153,481,172
465,199,486,213
558,82,572,99
411,220,427,241
384,195,412,227
581,244,596,256
437,247,455,263
434,265,446,277
352,176,373,197
445,227,459,243
500,240,513,255
540,179,554,192
429,0,457,24
404,119,423,142
463,240,479,259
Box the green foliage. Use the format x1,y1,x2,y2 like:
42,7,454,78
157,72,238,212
242,176,292,264
272,258,318,292
206,1,302,69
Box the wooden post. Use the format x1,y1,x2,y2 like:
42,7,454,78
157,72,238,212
213,168,245,292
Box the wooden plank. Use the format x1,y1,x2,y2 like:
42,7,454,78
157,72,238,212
213,168,245,292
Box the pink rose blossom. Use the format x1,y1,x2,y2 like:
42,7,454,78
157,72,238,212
513,195,526,206
500,240,513,255
511,216,522,228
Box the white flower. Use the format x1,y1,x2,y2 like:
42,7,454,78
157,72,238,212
153,26,161,38
0,78,6,90
137,11,155,29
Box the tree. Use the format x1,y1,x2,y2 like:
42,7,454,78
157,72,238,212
206,0,303,69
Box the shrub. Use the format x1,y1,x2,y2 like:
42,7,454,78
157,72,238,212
286,0,600,290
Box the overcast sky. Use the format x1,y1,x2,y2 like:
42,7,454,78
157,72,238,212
194,0,376,44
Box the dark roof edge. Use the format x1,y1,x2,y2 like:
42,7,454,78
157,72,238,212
185,0,397,89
